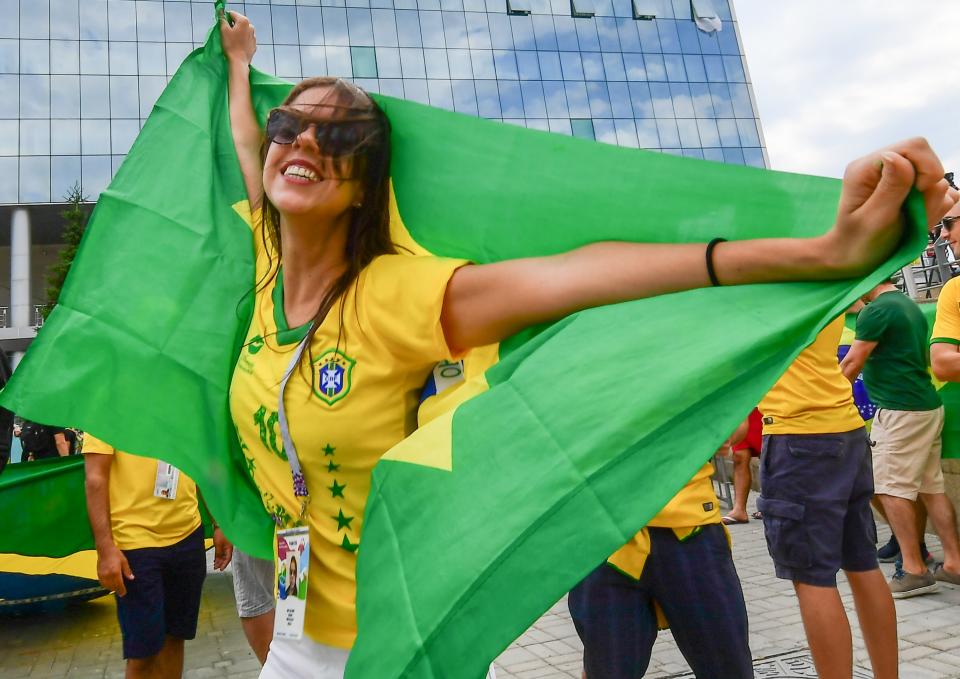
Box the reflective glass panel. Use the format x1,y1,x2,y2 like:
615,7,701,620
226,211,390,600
20,119,50,155
0,157,17,202
352,46,378,77
51,155,82,200
50,40,80,74
21,40,50,74
51,119,81,154
0,120,17,154
51,75,81,117
136,1,165,42
20,156,51,202
20,0,50,40
20,76,51,118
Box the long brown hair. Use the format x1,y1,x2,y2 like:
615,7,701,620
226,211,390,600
256,77,395,371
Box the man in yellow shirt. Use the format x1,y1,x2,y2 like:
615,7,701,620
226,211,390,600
83,434,233,679
568,424,753,679
758,316,896,679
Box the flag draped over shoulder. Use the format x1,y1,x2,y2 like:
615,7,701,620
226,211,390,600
0,6,929,678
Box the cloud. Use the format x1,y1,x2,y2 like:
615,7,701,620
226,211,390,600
734,0,958,178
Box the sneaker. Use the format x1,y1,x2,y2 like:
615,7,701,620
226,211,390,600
933,563,960,586
889,567,939,599
877,534,900,563
893,543,935,571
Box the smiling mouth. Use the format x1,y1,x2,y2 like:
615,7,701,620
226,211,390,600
282,164,320,182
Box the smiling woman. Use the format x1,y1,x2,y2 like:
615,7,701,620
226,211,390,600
217,7,955,677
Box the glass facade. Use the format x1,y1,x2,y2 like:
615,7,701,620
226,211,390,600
1,0,767,205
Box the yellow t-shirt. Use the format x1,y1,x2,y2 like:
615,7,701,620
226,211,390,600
759,316,862,435
81,434,201,551
607,463,722,579
932,277,960,345
229,207,466,648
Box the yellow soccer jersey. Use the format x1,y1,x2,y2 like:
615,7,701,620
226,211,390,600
607,463,722,579
932,277,960,345
81,434,201,551
759,316,862,435
229,207,467,648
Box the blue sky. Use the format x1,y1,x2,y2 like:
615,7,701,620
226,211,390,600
734,1,958,180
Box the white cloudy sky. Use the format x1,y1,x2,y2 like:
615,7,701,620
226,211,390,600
733,1,958,180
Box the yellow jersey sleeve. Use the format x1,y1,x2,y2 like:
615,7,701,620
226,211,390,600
81,433,116,455
932,277,960,345
357,254,469,364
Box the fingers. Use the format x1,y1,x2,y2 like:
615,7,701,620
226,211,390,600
883,137,944,192
853,150,915,224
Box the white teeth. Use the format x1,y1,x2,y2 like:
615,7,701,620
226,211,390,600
283,164,318,181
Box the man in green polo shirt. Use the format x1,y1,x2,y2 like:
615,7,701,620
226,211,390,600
841,281,960,598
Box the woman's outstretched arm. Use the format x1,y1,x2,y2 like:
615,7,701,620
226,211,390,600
442,138,958,352
221,12,263,208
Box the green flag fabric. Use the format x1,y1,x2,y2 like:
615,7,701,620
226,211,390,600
0,7,929,678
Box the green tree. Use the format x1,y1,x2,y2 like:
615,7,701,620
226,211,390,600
43,184,90,320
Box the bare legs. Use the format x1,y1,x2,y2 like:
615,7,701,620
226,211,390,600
795,570,897,679
919,492,960,573
879,495,927,574
126,636,184,679
240,609,275,665
723,449,753,523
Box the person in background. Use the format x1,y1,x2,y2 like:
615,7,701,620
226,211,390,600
722,409,762,525
570,425,753,679
19,420,73,461
83,434,233,679
758,317,897,679
232,549,276,665
840,280,960,597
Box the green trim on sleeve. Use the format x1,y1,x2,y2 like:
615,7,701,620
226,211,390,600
930,337,960,346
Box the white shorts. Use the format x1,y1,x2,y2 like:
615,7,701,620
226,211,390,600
259,637,350,679
231,549,276,619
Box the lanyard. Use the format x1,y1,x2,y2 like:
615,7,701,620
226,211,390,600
277,336,311,524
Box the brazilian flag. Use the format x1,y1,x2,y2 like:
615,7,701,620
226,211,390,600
0,3,928,677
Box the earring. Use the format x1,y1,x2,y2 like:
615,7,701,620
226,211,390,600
353,202,362,208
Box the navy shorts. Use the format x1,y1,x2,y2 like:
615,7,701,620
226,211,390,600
758,428,878,587
569,525,752,679
116,527,206,659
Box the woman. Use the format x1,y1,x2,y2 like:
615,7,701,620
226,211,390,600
220,12,954,678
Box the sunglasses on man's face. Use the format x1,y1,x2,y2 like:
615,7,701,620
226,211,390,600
265,107,379,158
934,215,960,240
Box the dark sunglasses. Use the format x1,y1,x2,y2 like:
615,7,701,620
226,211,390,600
933,215,960,240
265,107,380,158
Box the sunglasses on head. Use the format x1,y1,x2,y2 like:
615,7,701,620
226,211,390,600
265,107,380,158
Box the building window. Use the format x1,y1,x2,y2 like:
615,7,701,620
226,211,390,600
570,118,595,141
506,0,531,17
632,0,658,20
571,0,594,19
351,47,378,79
691,0,722,33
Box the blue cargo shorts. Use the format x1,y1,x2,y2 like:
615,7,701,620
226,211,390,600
758,428,878,587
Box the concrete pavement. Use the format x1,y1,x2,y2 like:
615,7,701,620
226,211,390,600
2,496,960,678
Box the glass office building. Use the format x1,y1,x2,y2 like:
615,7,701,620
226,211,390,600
0,0,766,351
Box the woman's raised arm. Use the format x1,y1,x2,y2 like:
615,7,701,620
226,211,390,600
441,138,958,353
220,12,263,208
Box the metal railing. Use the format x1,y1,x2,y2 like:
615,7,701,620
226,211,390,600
0,305,47,328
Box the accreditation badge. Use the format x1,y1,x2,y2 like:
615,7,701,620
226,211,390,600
274,526,310,640
153,461,181,500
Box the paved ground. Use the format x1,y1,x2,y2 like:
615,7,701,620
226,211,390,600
3,495,960,678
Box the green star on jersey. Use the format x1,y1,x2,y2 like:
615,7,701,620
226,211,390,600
332,509,354,531
328,480,346,498
327,460,340,473
323,444,336,456
340,535,359,553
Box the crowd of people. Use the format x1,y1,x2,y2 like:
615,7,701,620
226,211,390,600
25,10,958,679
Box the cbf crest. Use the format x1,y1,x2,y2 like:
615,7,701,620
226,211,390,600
312,349,356,406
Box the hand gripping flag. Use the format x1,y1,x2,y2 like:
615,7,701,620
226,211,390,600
0,4,929,677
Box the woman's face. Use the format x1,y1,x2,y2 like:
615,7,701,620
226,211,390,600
263,85,364,223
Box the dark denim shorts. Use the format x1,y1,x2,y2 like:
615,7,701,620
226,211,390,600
116,527,206,659
758,428,878,587
569,525,752,679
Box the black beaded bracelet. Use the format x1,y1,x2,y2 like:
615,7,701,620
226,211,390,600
705,238,727,287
